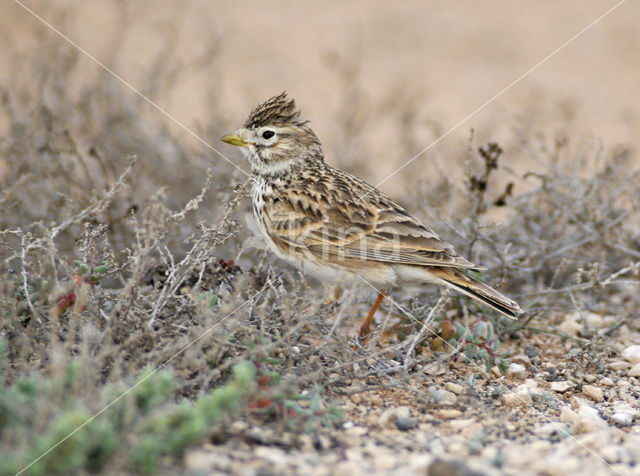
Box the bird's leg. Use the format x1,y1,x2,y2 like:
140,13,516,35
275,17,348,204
359,292,386,337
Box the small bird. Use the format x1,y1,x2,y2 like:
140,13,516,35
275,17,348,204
222,93,522,336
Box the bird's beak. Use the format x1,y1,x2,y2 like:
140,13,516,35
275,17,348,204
220,134,249,147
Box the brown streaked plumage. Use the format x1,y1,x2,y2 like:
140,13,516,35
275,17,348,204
222,93,523,335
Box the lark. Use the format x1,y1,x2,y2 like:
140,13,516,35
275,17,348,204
222,93,522,336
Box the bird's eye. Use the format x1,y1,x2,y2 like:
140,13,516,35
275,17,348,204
261,130,275,140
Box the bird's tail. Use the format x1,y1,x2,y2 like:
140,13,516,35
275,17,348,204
430,268,522,319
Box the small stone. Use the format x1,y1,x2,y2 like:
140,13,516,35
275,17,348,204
600,445,625,464
628,363,640,377
254,446,288,465
395,417,418,431
369,394,384,406
524,345,539,358
600,377,614,386
550,381,573,393
585,312,606,328
364,413,379,427
575,403,608,433
617,379,631,388
230,420,248,433
449,418,477,431
502,390,532,407
378,406,410,427
507,362,527,379
512,353,531,365
427,458,482,476
444,382,465,395
582,385,604,402
560,406,579,425
430,388,458,405
423,361,447,376
490,366,501,377
611,412,633,427
622,345,640,364
607,360,631,371
559,315,582,337
437,409,463,419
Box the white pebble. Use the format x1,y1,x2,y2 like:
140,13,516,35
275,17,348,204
611,412,633,427
622,345,640,364
628,363,640,377
507,362,527,379
551,381,573,392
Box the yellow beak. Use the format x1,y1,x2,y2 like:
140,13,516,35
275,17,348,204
220,134,249,147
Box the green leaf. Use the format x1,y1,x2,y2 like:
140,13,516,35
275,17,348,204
74,261,90,273
93,265,108,274
486,322,493,341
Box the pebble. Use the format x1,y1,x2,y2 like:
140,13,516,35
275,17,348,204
575,403,608,433
444,382,465,395
607,360,631,371
255,446,288,465
431,389,458,405
582,385,604,402
427,458,481,476
622,345,640,364
369,394,384,406
449,418,476,432
507,362,527,379
502,390,532,407
611,412,633,427
559,315,582,337
585,312,606,328
395,417,419,431
600,445,627,464
512,353,531,365
550,381,573,393
437,409,463,419
379,406,410,427
600,377,614,386
423,361,447,376
628,363,640,377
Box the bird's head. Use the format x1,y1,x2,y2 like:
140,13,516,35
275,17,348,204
221,92,324,176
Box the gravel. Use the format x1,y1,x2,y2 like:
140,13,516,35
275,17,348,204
185,313,640,476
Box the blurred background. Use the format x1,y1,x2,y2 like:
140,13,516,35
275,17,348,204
1,0,638,198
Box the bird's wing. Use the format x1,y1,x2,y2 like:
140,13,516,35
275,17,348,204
261,168,480,270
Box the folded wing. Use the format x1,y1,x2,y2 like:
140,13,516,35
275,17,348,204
261,169,481,271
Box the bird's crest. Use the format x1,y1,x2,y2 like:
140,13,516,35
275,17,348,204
243,92,307,129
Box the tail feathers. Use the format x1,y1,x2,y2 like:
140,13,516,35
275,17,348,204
431,268,522,319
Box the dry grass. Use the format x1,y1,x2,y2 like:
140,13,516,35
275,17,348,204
1,7,639,475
